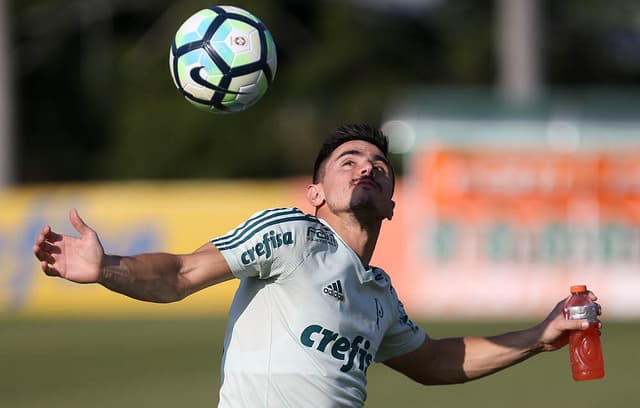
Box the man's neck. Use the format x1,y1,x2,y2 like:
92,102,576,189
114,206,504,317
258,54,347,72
317,209,382,267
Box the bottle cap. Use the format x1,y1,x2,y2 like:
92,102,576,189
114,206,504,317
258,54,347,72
570,285,588,293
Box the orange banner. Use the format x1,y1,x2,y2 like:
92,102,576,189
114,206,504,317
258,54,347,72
381,149,640,319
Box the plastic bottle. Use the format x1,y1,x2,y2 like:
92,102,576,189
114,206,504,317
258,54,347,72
563,285,604,381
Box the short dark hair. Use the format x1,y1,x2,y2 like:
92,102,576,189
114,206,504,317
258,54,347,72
312,124,390,183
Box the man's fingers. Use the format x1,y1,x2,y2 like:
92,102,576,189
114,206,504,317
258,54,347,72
69,208,91,235
34,246,56,265
42,263,61,277
45,229,64,243
568,318,603,331
557,317,590,331
33,242,61,265
37,225,51,239
34,230,46,250
36,225,63,244
35,226,61,244
572,319,590,330
594,301,602,316
41,241,61,255
33,245,47,262
34,222,69,279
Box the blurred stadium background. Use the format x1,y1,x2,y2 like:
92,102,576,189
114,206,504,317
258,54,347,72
2,0,640,406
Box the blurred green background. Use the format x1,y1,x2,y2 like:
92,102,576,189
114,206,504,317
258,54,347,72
2,318,637,407
5,0,640,183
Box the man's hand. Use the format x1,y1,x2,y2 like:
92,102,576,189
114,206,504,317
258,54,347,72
33,208,104,284
534,291,601,352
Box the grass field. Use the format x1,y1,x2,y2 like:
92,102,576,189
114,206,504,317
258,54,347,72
2,318,638,407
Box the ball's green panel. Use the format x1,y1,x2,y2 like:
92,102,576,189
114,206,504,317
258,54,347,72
192,100,215,111
211,19,260,68
265,30,277,70
177,49,223,83
176,49,224,101
174,9,218,48
210,22,234,65
227,19,254,33
212,41,234,65
256,74,269,94
221,72,268,111
211,21,231,42
219,5,260,23
232,30,261,67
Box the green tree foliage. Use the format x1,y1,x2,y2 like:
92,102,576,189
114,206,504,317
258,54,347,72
11,0,640,181
10,0,492,181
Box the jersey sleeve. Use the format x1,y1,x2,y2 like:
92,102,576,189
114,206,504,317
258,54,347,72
211,208,312,280
375,285,426,362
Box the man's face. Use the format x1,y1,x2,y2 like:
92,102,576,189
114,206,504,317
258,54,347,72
313,140,395,220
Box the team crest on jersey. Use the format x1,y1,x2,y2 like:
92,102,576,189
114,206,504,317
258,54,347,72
306,226,338,247
374,298,384,330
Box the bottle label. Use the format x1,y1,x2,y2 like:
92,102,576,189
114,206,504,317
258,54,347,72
565,304,598,323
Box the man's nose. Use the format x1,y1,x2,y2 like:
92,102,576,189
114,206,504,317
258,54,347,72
359,161,374,175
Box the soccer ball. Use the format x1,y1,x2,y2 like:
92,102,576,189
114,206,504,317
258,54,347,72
169,6,277,113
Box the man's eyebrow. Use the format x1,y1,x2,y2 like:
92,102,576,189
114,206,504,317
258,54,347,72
336,149,390,165
373,154,390,166
336,149,362,160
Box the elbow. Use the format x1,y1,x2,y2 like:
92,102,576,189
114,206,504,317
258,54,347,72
412,373,471,386
144,281,188,303
150,294,183,304
158,288,189,303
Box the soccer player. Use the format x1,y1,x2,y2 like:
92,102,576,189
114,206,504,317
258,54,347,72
33,124,600,407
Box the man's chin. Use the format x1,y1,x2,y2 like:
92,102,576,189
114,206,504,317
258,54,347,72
349,200,384,219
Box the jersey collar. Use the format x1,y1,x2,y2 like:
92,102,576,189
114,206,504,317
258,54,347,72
316,216,379,284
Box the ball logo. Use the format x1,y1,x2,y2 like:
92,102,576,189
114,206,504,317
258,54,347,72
233,36,247,47
189,66,248,95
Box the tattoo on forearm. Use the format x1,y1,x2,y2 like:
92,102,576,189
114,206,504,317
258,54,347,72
99,255,182,302
101,263,136,288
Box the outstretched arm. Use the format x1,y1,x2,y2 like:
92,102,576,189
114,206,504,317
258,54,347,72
384,293,599,385
33,209,233,303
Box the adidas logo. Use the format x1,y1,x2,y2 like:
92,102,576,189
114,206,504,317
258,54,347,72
323,280,345,301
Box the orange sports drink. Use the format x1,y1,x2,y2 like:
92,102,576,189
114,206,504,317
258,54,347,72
563,285,605,381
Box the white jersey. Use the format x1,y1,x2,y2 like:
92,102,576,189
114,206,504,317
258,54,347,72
212,207,426,407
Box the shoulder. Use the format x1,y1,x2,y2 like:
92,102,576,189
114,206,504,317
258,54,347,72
213,208,318,247
370,267,416,323
212,207,327,261
246,207,320,228
371,267,391,283
213,208,323,277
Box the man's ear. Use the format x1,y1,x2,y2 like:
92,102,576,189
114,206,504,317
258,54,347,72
306,184,325,208
385,200,395,221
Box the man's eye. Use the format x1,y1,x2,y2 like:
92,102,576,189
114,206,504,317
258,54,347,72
343,160,354,166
